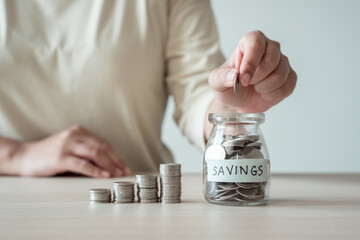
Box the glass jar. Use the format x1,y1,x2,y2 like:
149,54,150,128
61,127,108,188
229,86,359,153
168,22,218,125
203,113,270,206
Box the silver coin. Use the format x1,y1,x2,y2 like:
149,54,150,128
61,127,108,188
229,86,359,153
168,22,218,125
223,140,245,147
138,195,158,200
139,199,158,203
160,175,181,182
89,188,112,203
236,189,264,200
113,181,135,202
204,145,226,161
160,193,181,198
160,164,181,176
89,188,111,193
242,147,264,159
160,196,180,199
159,163,182,203
235,182,259,189
218,184,238,191
246,142,262,147
247,134,260,141
138,190,158,197
160,163,181,171
216,192,238,200
113,199,134,203
233,134,259,141
225,147,243,157
233,72,240,94
160,172,181,177
113,181,134,187
137,183,158,189
160,184,182,189
160,199,181,204
136,175,157,185
136,175,159,203
230,154,244,159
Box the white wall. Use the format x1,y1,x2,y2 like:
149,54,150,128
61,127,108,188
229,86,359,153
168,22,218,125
162,0,360,173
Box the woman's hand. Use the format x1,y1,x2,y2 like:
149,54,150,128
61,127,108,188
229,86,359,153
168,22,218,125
209,30,297,113
4,125,130,178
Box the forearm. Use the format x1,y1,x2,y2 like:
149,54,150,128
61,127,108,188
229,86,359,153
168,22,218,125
0,137,21,175
204,98,236,141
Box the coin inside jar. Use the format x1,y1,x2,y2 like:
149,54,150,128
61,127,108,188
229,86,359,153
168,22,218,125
204,113,270,206
204,145,226,161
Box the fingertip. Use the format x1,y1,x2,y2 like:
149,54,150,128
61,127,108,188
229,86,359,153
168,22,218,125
124,167,131,176
115,168,123,177
209,67,238,92
225,69,239,87
240,73,251,86
100,170,111,178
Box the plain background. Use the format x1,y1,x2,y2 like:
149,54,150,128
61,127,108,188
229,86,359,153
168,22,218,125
162,0,360,173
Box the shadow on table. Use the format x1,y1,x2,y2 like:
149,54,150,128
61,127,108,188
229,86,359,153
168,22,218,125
269,198,360,207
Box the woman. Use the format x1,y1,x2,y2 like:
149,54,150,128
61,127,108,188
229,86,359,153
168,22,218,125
0,0,296,177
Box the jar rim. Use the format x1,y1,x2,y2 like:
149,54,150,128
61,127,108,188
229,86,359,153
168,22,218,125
209,113,265,124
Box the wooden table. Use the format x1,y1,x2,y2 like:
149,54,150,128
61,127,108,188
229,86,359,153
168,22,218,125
1,174,359,240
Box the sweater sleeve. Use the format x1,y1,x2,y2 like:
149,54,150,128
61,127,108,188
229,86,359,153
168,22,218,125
165,0,225,151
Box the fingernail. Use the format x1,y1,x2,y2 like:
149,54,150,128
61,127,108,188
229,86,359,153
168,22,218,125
241,73,251,86
226,69,239,86
101,170,110,178
115,169,123,176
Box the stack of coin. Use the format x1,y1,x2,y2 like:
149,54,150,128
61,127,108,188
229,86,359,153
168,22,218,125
89,188,111,203
113,181,135,203
136,175,158,203
159,163,182,203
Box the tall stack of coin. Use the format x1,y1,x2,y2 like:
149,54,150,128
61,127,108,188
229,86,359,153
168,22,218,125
89,188,111,203
136,175,158,203
159,163,182,203
113,181,135,203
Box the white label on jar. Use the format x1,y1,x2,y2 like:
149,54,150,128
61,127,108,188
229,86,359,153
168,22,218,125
207,159,269,182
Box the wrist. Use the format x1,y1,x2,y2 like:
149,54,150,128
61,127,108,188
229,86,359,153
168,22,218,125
204,98,236,141
0,138,26,175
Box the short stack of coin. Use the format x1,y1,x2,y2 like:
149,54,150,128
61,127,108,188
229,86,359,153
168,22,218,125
136,175,158,203
159,163,182,203
89,188,111,203
113,181,135,203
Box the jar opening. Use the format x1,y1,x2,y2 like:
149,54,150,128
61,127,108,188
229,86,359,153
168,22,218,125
209,113,265,124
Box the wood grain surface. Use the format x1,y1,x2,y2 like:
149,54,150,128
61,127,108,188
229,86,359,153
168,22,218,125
1,174,359,240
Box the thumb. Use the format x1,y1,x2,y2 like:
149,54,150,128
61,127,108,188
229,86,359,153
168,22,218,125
209,66,238,93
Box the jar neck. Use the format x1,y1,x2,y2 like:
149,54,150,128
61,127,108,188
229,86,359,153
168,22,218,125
215,122,261,134
208,122,262,146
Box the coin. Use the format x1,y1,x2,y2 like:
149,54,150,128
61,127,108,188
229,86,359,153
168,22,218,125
233,72,240,94
205,145,226,161
136,174,158,189
242,147,264,159
113,181,135,203
159,163,182,203
139,199,158,203
136,174,159,203
89,188,111,203
206,132,267,203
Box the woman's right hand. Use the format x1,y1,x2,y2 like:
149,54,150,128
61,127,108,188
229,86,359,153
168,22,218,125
1,125,130,178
